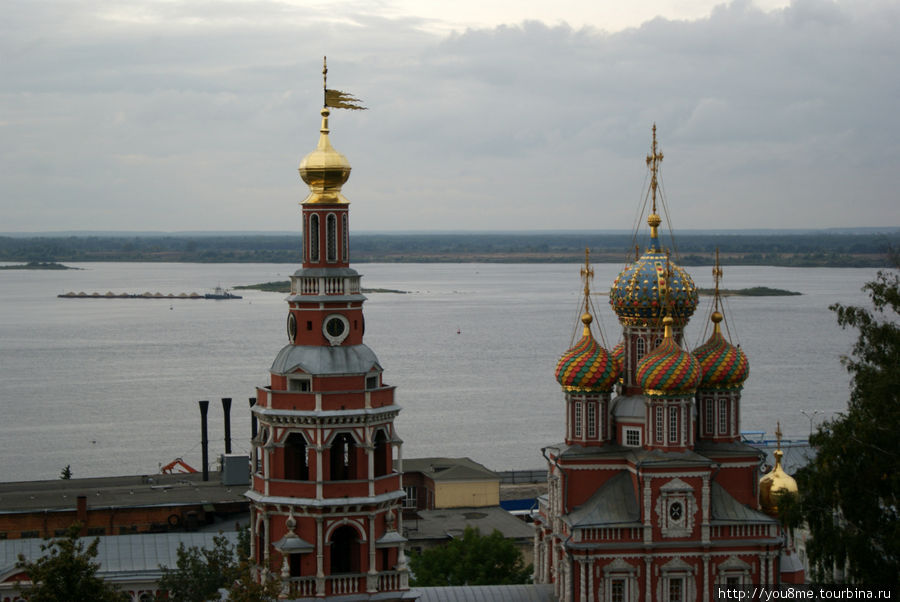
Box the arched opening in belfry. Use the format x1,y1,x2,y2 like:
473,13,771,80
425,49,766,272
374,430,390,477
284,433,309,481
330,525,360,574
330,432,357,481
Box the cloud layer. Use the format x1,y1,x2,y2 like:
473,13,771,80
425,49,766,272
2,0,898,231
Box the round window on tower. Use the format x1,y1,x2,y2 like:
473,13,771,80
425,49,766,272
287,313,297,342
322,314,350,346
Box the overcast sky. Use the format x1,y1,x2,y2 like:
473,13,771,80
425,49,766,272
2,0,898,232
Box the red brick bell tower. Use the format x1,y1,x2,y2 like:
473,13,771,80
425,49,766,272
246,64,411,600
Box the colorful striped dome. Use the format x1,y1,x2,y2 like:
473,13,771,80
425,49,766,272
556,316,619,393
612,340,625,377
693,314,749,390
636,322,702,396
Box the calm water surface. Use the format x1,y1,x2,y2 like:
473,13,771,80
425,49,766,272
0,262,874,481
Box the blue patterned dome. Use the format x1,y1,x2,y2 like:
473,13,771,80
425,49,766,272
609,242,698,327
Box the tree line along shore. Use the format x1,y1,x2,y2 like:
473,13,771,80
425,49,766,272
1,231,897,267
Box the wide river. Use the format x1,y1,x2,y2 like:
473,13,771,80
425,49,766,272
0,262,876,482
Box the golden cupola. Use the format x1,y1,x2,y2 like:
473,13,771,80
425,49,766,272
759,422,799,515
298,107,352,204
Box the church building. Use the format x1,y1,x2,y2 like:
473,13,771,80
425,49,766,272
534,127,792,601
245,65,412,600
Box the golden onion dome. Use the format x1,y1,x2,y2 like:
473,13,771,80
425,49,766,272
759,449,798,515
298,107,351,204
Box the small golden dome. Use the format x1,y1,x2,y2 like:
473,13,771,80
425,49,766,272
711,310,723,324
298,108,351,205
581,312,593,326
647,213,662,228
759,425,799,515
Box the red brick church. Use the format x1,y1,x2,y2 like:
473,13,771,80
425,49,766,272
534,127,799,601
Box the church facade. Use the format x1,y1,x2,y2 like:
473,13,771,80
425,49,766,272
534,128,786,601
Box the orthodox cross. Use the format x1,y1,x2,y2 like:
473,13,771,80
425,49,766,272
712,248,723,313
646,123,664,214
580,248,594,313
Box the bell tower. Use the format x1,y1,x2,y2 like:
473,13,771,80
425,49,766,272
247,60,411,600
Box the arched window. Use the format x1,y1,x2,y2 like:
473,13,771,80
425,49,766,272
574,401,583,438
374,430,390,477
719,399,728,434
636,338,646,361
284,433,309,481
326,214,337,262
655,406,664,443
309,214,320,263
669,406,679,443
587,402,597,438
303,216,309,263
705,399,714,435
256,520,266,565
330,433,357,481
330,525,360,574
342,213,349,262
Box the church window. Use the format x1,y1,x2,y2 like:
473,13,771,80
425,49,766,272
374,430,390,477
366,375,378,390
284,433,309,480
655,407,664,443
289,377,311,392
636,338,646,361
574,401,583,437
302,216,309,263
587,402,596,438
705,399,714,435
330,526,359,573
668,577,684,602
342,214,349,261
326,213,337,262
669,407,678,443
330,433,357,480
309,214,320,262
611,579,626,602
726,576,741,586
719,399,728,434
625,428,641,447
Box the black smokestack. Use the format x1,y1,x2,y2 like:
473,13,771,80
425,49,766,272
221,397,232,454
249,397,257,440
199,400,209,482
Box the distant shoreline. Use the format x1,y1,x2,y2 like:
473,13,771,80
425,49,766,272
1,232,896,268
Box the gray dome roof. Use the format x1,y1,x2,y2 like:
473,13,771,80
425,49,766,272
271,344,382,376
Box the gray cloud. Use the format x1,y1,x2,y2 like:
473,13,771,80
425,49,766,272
1,0,898,232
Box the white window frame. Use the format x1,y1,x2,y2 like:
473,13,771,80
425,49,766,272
403,486,417,509
574,401,583,438
669,406,678,444
587,402,596,438
655,406,664,443
624,427,641,447
719,398,728,435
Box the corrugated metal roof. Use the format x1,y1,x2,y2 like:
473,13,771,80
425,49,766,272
1,531,240,580
415,585,555,602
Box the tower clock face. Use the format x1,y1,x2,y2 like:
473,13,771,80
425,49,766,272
287,313,297,341
322,314,350,346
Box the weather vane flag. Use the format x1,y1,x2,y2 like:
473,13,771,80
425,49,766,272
322,56,367,110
